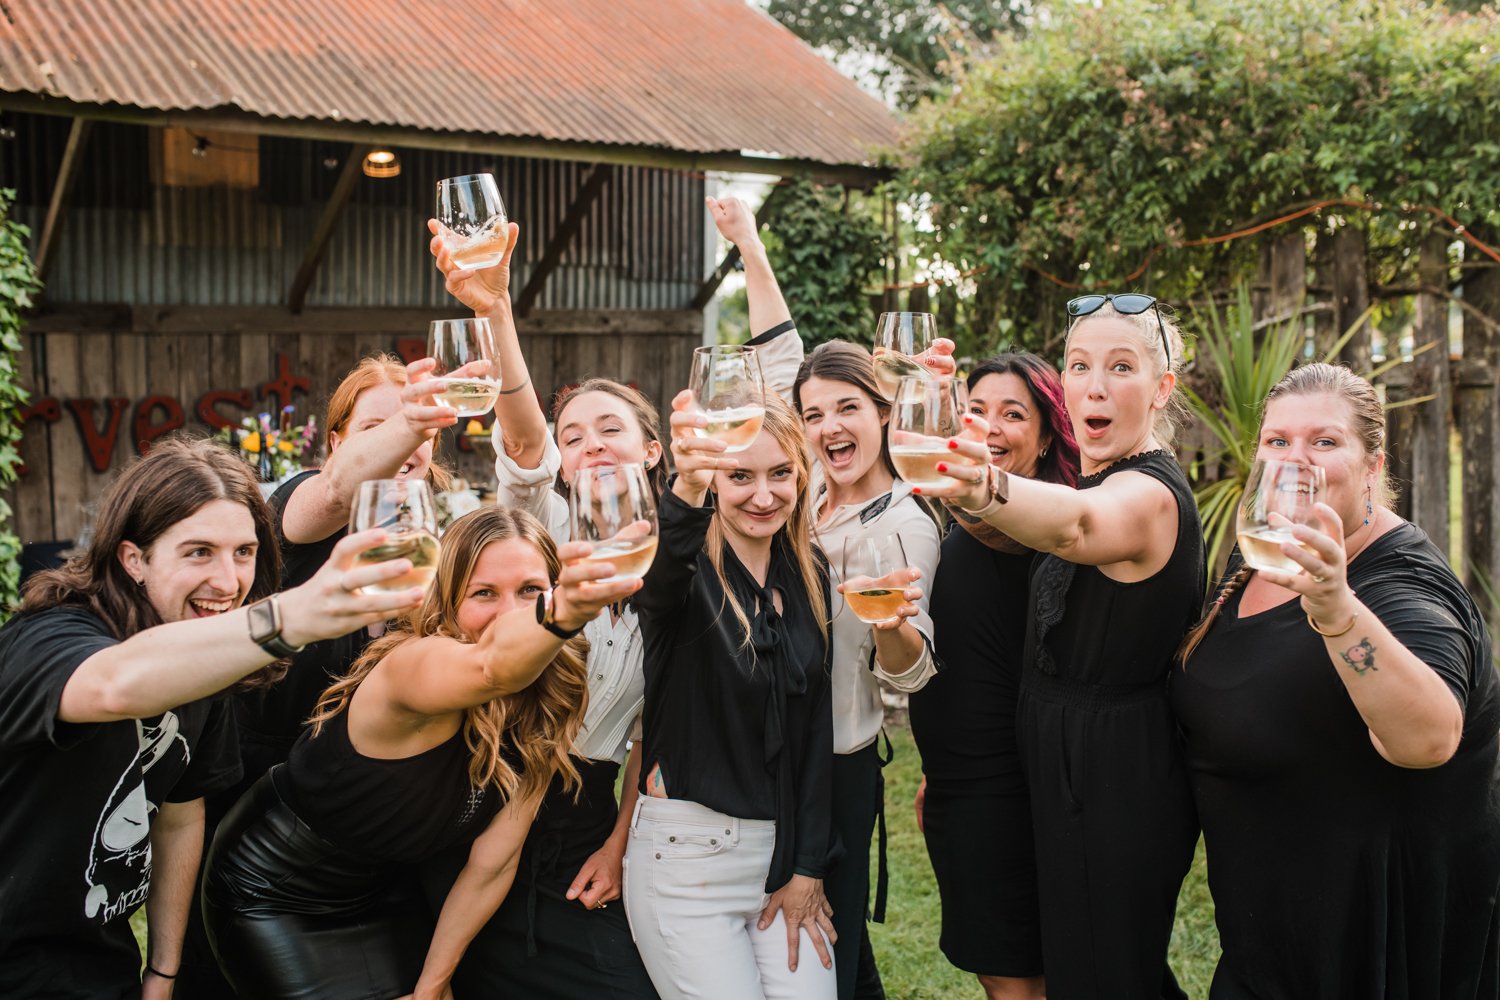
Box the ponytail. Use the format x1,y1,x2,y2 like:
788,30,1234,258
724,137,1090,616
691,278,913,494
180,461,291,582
1178,564,1254,666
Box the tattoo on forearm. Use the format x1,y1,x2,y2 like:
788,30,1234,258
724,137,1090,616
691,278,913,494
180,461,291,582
1338,637,1377,676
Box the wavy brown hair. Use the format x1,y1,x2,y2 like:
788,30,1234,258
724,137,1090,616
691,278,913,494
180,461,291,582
308,506,588,800
324,353,452,491
706,393,829,655
21,438,283,685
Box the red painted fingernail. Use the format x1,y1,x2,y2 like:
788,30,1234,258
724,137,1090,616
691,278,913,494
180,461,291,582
936,463,948,473
947,439,959,449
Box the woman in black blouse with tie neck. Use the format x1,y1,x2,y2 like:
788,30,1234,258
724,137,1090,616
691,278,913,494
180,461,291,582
626,391,836,1000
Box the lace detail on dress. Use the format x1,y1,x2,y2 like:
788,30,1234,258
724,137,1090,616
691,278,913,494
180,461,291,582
1030,554,1075,674
1077,448,1173,489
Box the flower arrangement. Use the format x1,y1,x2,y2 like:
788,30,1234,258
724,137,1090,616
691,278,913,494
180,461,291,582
217,406,317,483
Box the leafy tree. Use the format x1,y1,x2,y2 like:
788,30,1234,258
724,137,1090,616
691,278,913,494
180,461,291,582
0,188,39,617
765,0,1027,108
900,0,1500,353
761,177,891,348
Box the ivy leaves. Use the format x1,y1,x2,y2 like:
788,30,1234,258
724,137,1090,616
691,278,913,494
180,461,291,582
0,187,41,616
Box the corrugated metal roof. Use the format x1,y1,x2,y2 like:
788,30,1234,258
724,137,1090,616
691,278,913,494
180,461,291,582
0,0,898,168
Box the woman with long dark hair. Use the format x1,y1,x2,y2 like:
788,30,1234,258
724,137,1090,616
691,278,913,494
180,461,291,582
0,438,420,1000
909,353,1079,1000
202,506,638,1000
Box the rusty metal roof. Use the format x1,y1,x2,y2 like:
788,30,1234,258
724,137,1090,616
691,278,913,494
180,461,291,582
0,0,898,169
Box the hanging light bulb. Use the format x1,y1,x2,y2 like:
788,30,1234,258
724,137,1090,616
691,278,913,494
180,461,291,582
191,135,210,158
362,149,400,178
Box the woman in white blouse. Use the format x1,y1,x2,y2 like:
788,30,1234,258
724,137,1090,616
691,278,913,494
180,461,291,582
791,340,944,1000
425,196,803,997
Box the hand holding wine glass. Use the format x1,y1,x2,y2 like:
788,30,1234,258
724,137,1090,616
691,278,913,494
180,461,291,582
888,376,982,490
688,346,766,453
839,535,924,631
668,389,737,501
550,540,646,630
1237,460,1327,574
428,217,520,316
397,358,460,439
348,480,442,594
872,312,937,399
435,173,510,272
428,318,501,418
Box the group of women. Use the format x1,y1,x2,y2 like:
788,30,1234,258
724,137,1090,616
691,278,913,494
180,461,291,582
3,193,1497,1000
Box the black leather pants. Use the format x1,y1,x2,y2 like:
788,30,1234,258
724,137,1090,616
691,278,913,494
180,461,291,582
200,769,433,1000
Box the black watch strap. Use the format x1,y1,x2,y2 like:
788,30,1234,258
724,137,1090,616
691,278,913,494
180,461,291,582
246,597,305,658
535,591,585,640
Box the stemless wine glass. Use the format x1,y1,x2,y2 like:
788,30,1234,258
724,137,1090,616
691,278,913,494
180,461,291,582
427,318,501,418
887,375,976,489
349,479,441,594
840,535,911,625
871,312,937,400
436,173,509,270
1236,459,1328,574
688,345,767,453
569,464,659,584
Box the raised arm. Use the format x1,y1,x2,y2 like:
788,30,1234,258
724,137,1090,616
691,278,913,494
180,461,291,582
634,390,725,617
58,531,426,723
920,414,1180,575
428,219,550,470
378,541,639,715
406,789,545,1000
282,359,456,544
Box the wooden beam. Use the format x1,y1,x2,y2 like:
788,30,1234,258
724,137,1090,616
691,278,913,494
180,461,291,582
514,163,613,318
690,181,790,310
287,144,370,314
0,96,891,188
33,117,92,281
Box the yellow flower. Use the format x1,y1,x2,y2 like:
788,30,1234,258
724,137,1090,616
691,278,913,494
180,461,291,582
279,440,295,453
465,419,485,436
242,432,261,453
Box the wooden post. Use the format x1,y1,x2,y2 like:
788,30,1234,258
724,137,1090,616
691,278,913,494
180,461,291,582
1459,228,1500,621
34,117,92,282
1405,231,1453,556
1332,225,1373,374
514,163,613,318
1253,228,1307,327
287,145,370,314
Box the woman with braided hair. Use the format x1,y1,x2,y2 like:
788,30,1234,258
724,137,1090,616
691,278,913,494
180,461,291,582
1171,363,1500,998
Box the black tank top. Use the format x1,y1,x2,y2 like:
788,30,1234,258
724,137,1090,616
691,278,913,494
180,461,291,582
1027,450,1205,688
281,707,504,863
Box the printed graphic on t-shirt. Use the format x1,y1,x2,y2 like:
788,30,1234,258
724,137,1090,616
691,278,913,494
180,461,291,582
82,714,189,921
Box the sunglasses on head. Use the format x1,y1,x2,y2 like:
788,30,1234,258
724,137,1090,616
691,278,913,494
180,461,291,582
1066,293,1171,372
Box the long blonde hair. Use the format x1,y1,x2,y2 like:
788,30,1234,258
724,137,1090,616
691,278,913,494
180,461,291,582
309,507,587,800
705,394,829,654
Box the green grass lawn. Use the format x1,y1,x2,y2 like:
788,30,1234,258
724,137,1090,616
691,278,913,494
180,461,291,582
134,721,1222,997
871,720,1220,999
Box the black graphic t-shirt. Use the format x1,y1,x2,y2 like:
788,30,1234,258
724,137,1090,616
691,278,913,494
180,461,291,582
0,607,241,999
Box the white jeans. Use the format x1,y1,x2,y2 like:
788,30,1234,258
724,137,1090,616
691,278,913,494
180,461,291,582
623,797,837,1000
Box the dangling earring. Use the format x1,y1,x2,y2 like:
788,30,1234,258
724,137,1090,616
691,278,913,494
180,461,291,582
1364,489,1373,527
1040,445,1050,459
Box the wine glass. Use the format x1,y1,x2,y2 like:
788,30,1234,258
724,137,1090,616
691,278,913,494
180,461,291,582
427,318,501,418
688,345,767,453
1236,459,1328,574
436,173,509,271
887,376,976,489
348,479,441,594
568,464,659,583
872,312,937,400
840,535,911,625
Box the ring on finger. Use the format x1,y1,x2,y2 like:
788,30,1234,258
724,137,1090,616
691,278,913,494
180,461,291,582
1313,573,1327,584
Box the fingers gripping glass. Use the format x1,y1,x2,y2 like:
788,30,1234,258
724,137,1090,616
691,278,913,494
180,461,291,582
1066,293,1171,371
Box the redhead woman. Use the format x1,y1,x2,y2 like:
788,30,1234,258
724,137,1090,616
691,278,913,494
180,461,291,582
1172,364,1500,998
910,352,1080,1000
791,340,943,1000
202,506,638,1000
924,296,1202,999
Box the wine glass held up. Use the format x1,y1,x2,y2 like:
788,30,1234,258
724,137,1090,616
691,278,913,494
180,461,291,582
839,535,922,628
687,345,767,453
436,173,510,271
871,312,938,400
427,318,501,418
887,376,982,490
568,464,660,584
348,479,442,594
1237,459,1328,574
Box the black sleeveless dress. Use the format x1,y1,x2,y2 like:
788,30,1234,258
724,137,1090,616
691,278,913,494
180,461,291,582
910,526,1041,977
202,707,505,1000
1017,450,1202,999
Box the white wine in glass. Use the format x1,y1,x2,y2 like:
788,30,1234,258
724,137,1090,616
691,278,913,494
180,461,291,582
428,318,501,418
1236,459,1326,574
437,173,509,271
349,479,441,594
872,312,937,400
688,345,766,454
841,535,911,625
887,376,976,489
569,464,659,584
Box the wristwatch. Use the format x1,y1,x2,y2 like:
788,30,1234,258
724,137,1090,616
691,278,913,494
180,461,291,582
959,464,1011,515
246,596,306,658
535,589,585,641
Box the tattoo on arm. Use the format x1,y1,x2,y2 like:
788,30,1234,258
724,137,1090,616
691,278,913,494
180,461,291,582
1338,637,1378,676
